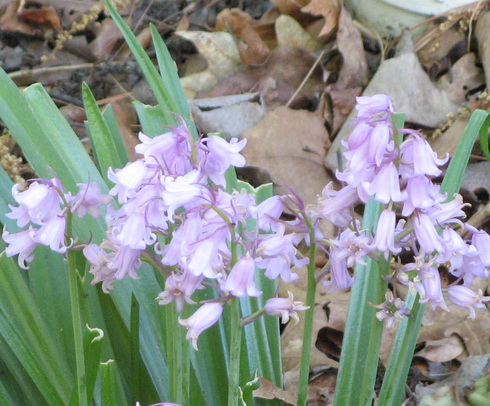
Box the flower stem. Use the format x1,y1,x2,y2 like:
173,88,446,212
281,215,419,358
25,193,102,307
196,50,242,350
333,199,387,406
378,292,425,405
228,297,242,406
296,230,317,406
167,302,189,404
67,247,88,406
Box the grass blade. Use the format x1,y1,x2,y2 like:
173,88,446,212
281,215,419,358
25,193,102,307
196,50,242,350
82,83,125,181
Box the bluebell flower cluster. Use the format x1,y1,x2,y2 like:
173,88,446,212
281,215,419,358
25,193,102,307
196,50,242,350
315,95,490,319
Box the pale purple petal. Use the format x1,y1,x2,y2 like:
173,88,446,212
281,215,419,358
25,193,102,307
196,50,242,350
179,302,223,350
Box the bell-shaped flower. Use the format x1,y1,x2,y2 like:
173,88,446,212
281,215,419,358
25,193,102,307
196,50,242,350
251,195,284,232
157,272,203,312
264,291,308,324
256,225,307,282
368,162,406,204
187,238,223,279
179,302,223,350
135,124,192,175
113,211,156,250
402,175,445,217
368,122,392,166
323,248,355,292
7,180,63,227
346,121,371,150
332,224,373,268
467,224,490,267
400,131,448,178
427,194,466,226
222,254,262,298
71,182,112,219
315,183,359,228
84,243,116,293
438,228,469,273
161,170,206,218
413,212,444,254
2,226,38,269
415,267,449,311
201,136,247,186
107,244,142,282
375,291,411,328
34,214,69,253
355,94,394,120
108,160,152,203
447,285,490,319
372,209,401,259
456,249,488,286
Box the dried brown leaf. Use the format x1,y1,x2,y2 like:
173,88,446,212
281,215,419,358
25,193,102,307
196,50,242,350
335,7,369,88
243,106,331,206
475,10,490,89
178,30,240,94
175,13,190,32
301,0,339,38
253,377,296,405
327,85,362,135
436,53,485,105
190,93,265,139
415,336,465,363
0,0,42,36
19,6,63,32
89,19,122,61
271,0,311,20
198,47,324,110
275,14,323,52
215,8,270,66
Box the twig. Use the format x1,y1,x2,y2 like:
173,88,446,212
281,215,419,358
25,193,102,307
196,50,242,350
8,63,94,82
286,50,325,108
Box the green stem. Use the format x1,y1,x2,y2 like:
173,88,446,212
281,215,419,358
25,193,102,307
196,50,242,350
168,302,189,404
67,248,87,406
378,293,425,405
296,228,317,406
130,293,140,406
227,298,242,406
333,198,386,406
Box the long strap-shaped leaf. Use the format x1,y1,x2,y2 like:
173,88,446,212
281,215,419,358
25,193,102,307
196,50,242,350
0,253,72,404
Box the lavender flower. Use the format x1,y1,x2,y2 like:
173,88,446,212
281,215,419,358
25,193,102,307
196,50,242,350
179,302,223,350
71,182,111,219
222,254,262,298
2,227,38,269
264,291,308,323
446,285,490,319
7,179,64,226
375,291,411,328
34,215,69,253
372,209,400,259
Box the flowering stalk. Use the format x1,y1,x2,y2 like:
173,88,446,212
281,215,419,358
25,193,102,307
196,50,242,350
333,199,388,406
66,217,88,406
228,297,243,406
296,214,317,406
166,301,190,405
